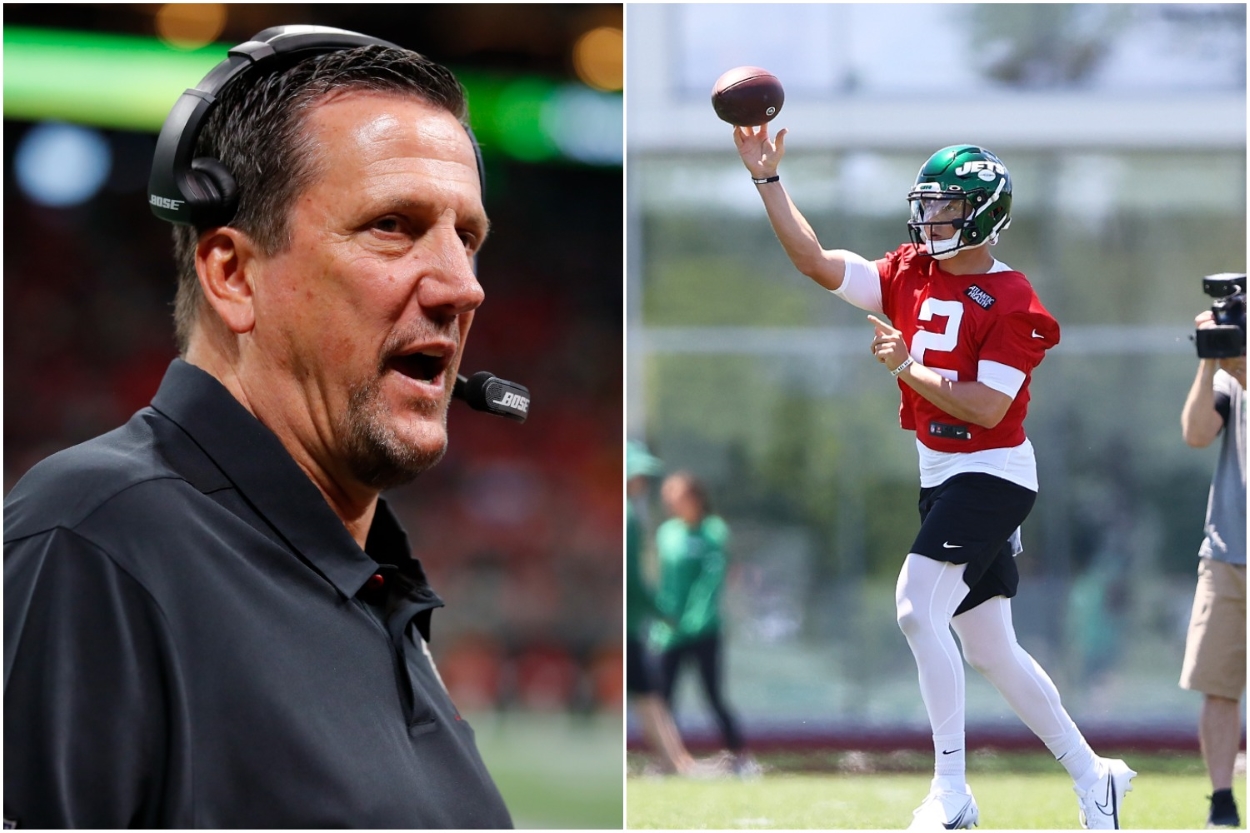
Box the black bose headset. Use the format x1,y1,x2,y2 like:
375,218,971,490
148,24,486,228
147,24,527,422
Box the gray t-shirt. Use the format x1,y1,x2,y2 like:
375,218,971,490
1199,369,1246,565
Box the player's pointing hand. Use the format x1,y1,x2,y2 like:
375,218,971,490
867,314,908,372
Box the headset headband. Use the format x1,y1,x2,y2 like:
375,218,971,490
147,24,484,228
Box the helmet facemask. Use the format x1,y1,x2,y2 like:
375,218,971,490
907,193,972,260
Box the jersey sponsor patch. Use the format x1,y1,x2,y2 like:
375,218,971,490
964,284,996,309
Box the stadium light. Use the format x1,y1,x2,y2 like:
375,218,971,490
14,122,112,207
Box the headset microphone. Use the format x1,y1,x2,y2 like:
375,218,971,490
454,372,530,423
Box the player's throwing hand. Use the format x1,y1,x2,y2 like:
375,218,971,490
734,123,787,180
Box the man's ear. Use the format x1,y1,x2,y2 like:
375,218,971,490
196,228,258,335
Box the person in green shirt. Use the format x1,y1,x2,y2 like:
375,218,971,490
652,471,756,776
626,442,697,775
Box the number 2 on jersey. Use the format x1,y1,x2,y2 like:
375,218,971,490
911,298,964,373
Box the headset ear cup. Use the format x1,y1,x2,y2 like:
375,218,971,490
189,157,239,227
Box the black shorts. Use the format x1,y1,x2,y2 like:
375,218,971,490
626,634,655,695
912,472,1037,616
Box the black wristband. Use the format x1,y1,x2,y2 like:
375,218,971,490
752,175,780,184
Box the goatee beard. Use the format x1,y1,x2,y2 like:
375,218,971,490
341,371,448,491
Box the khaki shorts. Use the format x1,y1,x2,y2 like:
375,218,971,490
1180,558,1246,701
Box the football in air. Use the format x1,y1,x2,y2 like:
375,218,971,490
711,66,785,127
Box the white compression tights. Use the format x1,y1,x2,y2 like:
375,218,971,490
951,593,1080,746
895,554,970,738
896,553,1097,786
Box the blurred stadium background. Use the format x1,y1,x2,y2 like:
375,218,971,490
3,4,623,828
626,1,1246,772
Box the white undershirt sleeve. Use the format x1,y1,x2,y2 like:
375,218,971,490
977,360,1026,399
830,250,883,313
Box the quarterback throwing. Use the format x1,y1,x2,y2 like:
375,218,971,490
734,124,1135,830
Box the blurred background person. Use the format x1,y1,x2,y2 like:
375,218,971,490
1179,295,1246,829
653,470,758,777
3,4,622,828
626,441,701,776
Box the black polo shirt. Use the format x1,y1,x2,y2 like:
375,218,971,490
4,359,513,829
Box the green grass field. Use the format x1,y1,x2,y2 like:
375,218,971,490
627,753,1245,829
473,710,623,829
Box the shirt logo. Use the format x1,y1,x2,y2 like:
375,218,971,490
1031,329,1046,339
964,285,996,309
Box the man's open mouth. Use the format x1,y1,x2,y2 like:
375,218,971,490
387,347,451,384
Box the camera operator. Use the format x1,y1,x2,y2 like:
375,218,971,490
1179,281,1247,828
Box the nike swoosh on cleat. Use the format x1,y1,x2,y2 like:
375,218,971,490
1093,774,1118,820
942,801,972,830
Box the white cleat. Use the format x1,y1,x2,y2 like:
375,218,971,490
1076,757,1136,829
908,780,980,830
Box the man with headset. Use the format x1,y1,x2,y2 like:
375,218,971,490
5,26,513,828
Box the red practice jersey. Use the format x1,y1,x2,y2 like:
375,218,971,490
876,244,1060,453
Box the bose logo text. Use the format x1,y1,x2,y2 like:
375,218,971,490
149,195,186,211
494,392,530,413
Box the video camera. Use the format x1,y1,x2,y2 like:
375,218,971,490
1195,273,1246,359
